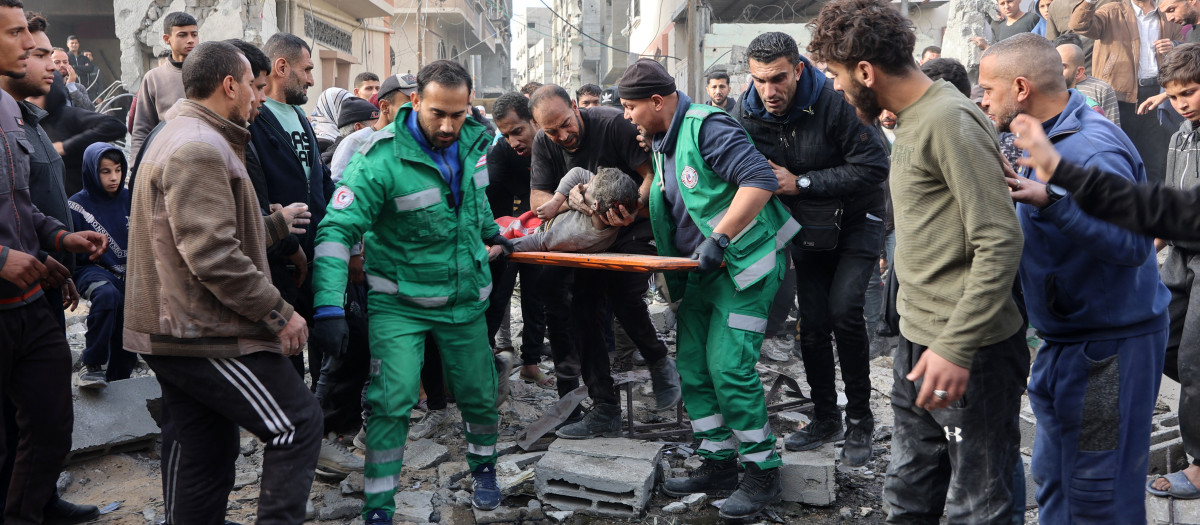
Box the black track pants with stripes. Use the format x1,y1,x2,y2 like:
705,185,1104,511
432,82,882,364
144,352,322,525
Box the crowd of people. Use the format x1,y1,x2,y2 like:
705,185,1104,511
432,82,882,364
2,0,1200,522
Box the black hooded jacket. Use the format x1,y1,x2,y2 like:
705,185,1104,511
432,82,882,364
40,72,126,196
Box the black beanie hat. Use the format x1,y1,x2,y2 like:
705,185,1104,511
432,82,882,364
617,59,677,100
338,97,381,128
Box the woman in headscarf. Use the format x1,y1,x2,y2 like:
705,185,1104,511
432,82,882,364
310,87,351,148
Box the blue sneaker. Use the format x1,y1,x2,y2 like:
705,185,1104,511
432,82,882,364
472,463,502,510
364,509,392,524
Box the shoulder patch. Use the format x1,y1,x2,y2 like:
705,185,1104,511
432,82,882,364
681,166,699,189
475,154,487,169
331,186,355,210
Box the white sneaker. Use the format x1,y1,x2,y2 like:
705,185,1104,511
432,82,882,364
759,336,793,362
408,408,451,441
317,438,364,477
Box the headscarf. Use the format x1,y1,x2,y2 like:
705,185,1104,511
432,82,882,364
310,87,351,142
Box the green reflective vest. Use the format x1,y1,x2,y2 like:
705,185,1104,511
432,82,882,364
649,103,799,299
313,104,499,323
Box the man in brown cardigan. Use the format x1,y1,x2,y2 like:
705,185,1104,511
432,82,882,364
124,40,321,524
1071,0,1183,183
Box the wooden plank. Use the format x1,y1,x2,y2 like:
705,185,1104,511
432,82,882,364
507,251,702,272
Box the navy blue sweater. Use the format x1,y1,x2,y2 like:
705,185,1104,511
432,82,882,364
1018,89,1168,341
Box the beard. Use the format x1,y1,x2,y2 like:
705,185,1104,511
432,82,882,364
283,74,308,105
418,113,459,149
993,104,1021,133
845,78,884,126
10,77,46,98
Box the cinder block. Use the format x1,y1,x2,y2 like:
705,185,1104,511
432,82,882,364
780,443,837,506
1149,435,1190,475
534,437,663,517
1147,491,1200,524
393,490,434,523
648,304,676,333
67,376,162,464
403,438,449,471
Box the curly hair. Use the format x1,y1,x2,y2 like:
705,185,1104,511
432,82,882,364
920,58,971,96
807,0,917,76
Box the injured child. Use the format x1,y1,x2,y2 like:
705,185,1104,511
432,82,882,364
507,166,640,253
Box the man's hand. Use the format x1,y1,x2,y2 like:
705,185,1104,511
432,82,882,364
64,63,77,83
598,203,638,227
41,255,70,288
1005,175,1051,207
287,248,307,288
0,250,47,289
691,234,727,273
62,278,79,311
635,128,651,153
485,233,514,261
62,231,108,260
567,184,592,215
1138,92,1168,115
279,202,311,235
349,254,365,284
278,312,309,357
969,36,988,50
906,350,970,411
1154,38,1174,55
768,160,800,196
53,142,64,156
1011,114,1062,183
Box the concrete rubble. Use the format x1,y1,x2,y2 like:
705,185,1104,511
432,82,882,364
534,437,664,517
67,375,162,463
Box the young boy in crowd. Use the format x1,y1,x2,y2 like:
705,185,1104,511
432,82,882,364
517,167,640,253
69,143,136,388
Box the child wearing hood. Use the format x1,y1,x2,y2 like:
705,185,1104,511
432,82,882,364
69,142,137,389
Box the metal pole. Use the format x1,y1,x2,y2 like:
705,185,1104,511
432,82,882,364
686,0,699,97
417,0,425,67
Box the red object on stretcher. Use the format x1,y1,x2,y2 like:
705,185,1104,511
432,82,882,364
495,211,542,239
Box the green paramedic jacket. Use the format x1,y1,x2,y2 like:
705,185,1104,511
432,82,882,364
313,105,499,324
649,103,800,300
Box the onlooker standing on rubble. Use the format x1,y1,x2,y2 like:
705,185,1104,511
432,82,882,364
808,0,1028,521
129,12,198,160
732,31,890,467
970,0,1043,50
982,33,1168,523
618,58,799,520
65,34,100,98
125,40,320,523
576,83,602,108
353,71,380,100
50,48,93,110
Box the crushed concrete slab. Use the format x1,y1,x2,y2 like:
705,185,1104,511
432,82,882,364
780,443,837,506
682,492,706,509
535,437,663,517
393,490,434,523
648,303,676,333
473,504,544,524
67,376,162,464
403,438,450,471
663,501,687,513
546,509,574,522
496,461,536,496
1147,492,1200,524
341,471,365,494
317,496,362,521
437,461,469,488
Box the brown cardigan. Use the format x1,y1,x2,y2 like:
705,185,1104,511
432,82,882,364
1070,0,1183,103
124,99,294,358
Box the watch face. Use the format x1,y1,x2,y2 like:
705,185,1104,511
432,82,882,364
798,176,811,188
716,235,730,248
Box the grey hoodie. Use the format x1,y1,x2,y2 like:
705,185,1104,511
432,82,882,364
1166,119,1200,251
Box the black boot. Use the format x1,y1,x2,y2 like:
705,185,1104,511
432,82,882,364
718,463,781,519
841,417,874,467
783,417,843,451
555,402,622,439
662,456,739,497
44,495,100,525
647,357,681,411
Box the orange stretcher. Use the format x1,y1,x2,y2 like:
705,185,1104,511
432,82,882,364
507,252,704,272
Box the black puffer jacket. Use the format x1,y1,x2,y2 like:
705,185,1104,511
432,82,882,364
733,57,889,223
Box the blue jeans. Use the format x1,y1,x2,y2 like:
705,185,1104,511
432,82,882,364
1028,329,1167,524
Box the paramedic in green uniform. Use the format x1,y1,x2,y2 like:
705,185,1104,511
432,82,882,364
310,60,512,523
618,58,800,520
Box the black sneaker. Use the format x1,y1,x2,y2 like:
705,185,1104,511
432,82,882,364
43,495,100,524
718,463,781,519
783,417,843,451
841,418,874,467
472,463,502,510
77,365,107,390
364,509,392,524
555,403,622,439
662,456,739,497
647,357,681,411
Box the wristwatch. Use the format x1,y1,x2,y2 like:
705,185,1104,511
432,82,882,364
796,175,812,191
1045,183,1068,206
712,233,730,249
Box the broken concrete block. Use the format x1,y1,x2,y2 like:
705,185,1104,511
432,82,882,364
67,376,162,464
437,461,469,488
473,504,544,524
780,443,837,506
393,490,434,523
545,509,574,522
682,492,706,509
1149,434,1190,475
499,451,545,469
1147,492,1200,524
341,472,365,495
535,437,663,517
496,462,536,496
317,496,363,521
403,438,450,471
648,303,676,333
663,502,687,513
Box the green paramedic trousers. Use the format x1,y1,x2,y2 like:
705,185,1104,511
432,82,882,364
676,252,785,469
361,298,499,515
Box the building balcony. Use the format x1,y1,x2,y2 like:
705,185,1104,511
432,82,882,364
340,0,392,19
